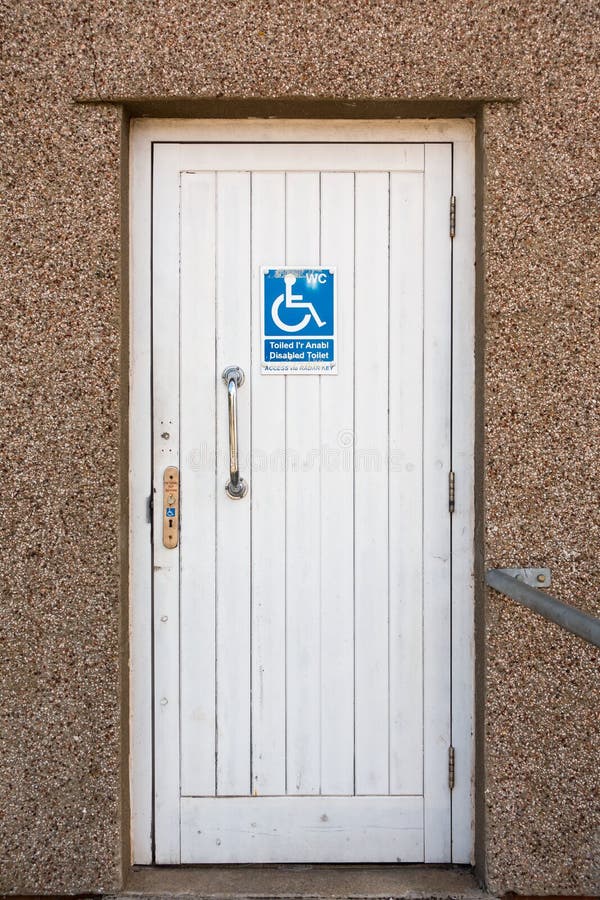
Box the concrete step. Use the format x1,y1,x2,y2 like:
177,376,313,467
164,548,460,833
110,865,495,900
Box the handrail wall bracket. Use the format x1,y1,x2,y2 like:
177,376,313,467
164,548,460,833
486,567,600,649
495,567,551,588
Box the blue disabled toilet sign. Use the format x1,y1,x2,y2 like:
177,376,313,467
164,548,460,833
261,267,337,374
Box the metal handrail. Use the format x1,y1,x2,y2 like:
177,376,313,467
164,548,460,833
486,568,600,649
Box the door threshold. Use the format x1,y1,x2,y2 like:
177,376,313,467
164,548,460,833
117,865,493,900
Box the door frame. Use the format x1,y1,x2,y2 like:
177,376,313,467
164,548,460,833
128,117,476,866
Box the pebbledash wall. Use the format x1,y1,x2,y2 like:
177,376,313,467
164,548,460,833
1,1,598,895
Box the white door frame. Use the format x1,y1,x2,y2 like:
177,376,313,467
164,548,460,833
128,117,476,866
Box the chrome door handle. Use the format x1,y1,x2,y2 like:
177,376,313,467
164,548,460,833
222,366,248,499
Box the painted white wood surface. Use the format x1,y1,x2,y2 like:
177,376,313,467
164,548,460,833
388,171,425,797
172,142,424,173
215,173,252,796
422,144,453,862
319,173,355,795
354,172,390,797
180,173,217,797
134,117,473,146
132,120,475,866
152,145,183,863
250,173,288,797
139,127,474,864
450,130,477,864
128,122,154,865
181,796,423,863
285,173,322,796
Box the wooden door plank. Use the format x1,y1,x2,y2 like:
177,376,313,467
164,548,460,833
319,172,355,795
285,171,322,795
389,170,425,797
129,124,154,863
181,795,423,863
422,144,452,861
450,132,476,863
179,173,217,797
250,173,287,796
165,142,424,174
215,172,252,796
354,172,390,796
152,144,183,863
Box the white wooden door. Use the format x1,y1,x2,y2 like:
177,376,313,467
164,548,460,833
150,134,462,864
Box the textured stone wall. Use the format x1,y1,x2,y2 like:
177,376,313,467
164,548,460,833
1,1,598,894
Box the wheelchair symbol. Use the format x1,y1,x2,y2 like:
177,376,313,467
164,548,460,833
271,273,327,333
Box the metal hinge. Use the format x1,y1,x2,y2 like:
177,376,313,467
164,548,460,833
449,470,456,513
146,493,154,524
450,195,456,238
448,745,455,790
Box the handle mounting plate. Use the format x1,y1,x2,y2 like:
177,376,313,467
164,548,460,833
162,466,179,549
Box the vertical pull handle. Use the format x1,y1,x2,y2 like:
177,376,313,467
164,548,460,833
222,366,248,499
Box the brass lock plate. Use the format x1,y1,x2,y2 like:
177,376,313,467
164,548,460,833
163,466,179,549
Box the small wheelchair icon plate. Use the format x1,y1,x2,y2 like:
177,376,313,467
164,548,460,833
261,267,337,375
